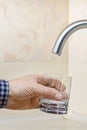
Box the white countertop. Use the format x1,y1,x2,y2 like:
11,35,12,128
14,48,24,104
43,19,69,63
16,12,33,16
0,109,87,130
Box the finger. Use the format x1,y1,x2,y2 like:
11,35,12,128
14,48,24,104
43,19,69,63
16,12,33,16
34,84,68,101
37,75,66,91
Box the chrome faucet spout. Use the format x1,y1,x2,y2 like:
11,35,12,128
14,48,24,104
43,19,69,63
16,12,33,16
53,20,87,55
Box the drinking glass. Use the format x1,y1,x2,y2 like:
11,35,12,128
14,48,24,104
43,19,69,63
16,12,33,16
39,74,72,114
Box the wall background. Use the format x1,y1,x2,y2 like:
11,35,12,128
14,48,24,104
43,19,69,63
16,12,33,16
69,0,87,116
0,0,68,62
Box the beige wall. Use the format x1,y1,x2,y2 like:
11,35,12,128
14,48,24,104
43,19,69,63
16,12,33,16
0,0,68,62
0,0,68,79
0,61,68,80
69,0,87,115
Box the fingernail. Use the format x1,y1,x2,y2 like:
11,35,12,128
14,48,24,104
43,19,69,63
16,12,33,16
55,93,63,100
63,92,69,99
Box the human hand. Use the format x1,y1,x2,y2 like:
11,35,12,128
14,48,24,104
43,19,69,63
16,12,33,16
6,75,68,110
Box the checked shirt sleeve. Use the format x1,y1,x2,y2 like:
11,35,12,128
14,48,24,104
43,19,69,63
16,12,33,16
0,80,9,108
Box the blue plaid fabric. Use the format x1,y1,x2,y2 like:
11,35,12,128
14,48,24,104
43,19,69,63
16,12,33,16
0,80,9,108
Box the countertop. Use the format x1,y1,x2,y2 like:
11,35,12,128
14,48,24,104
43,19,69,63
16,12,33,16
0,109,87,130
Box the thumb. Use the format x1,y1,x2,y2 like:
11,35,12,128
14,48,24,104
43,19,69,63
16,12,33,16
34,84,68,100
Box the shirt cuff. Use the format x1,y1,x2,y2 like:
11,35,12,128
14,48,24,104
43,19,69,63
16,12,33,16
0,80,9,108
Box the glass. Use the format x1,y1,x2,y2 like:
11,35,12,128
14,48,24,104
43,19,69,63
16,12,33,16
39,74,72,114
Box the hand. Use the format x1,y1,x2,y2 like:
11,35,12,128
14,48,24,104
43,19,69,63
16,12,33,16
6,75,68,110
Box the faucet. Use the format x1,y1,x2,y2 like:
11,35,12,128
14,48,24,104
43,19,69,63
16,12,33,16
53,20,87,55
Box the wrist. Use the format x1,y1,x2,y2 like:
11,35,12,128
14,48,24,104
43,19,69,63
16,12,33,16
0,80,9,108
5,80,15,109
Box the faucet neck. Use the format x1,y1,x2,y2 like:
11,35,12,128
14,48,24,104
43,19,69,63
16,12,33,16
53,20,87,55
